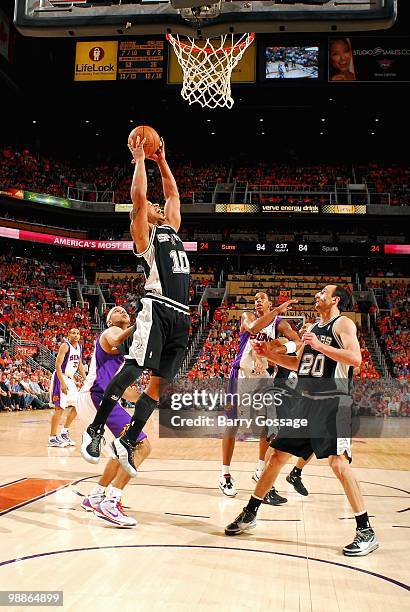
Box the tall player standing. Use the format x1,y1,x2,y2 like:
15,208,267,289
220,291,305,504
81,135,190,476
225,285,379,557
48,328,86,447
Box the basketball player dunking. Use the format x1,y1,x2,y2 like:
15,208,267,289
225,285,379,557
77,306,150,527
48,328,86,448
220,291,309,505
81,136,190,476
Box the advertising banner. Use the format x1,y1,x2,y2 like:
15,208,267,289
329,37,410,82
0,225,197,252
74,41,118,81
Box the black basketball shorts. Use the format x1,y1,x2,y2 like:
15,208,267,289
270,394,353,462
126,297,190,381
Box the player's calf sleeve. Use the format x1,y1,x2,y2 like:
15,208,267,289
123,392,158,444
91,361,142,431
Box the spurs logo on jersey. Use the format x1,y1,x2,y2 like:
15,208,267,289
297,315,352,395
133,224,190,308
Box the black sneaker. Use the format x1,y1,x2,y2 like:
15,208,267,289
286,472,309,496
225,508,257,536
111,437,137,477
343,528,379,557
81,425,105,464
262,487,288,506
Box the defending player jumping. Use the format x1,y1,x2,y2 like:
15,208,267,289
81,135,190,476
225,284,379,557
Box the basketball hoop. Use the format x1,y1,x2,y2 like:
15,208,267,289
166,32,255,109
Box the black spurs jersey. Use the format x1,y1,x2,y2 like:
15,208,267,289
297,315,352,396
134,224,190,308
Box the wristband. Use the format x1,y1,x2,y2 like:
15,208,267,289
284,341,297,354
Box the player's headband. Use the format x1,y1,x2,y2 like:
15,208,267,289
106,307,117,326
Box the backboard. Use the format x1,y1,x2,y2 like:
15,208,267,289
15,1,397,38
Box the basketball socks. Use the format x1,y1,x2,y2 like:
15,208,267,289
290,466,302,478
91,361,141,431
90,484,105,496
245,495,263,514
355,511,371,530
257,459,265,472
222,465,231,476
123,392,158,445
106,486,122,500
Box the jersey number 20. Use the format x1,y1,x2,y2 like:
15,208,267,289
299,353,325,377
170,250,190,274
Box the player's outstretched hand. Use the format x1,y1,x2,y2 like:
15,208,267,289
128,135,146,164
148,138,165,163
275,299,298,314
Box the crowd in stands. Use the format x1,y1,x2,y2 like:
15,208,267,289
358,163,410,206
0,356,51,411
353,380,410,417
0,147,118,200
368,279,410,379
233,161,352,190
1,146,409,206
0,255,94,360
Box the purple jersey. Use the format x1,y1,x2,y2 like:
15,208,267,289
82,336,124,399
81,335,146,441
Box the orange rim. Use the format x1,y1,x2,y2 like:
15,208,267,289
166,32,255,55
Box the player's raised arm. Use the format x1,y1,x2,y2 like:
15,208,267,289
302,316,362,368
129,136,150,253
100,325,135,353
241,299,298,334
151,140,181,232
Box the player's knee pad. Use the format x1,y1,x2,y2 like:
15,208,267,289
104,362,141,402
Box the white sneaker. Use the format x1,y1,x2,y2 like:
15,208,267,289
48,436,69,448
219,474,237,497
60,431,76,446
81,494,105,512
94,498,137,528
252,468,264,483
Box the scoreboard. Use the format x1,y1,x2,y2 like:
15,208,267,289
117,39,164,81
197,242,397,256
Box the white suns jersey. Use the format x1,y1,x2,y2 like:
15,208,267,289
59,340,82,379
237,318,279,378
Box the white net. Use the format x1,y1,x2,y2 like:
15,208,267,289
167,33,255,110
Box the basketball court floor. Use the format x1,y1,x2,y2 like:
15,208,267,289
1,410,409,611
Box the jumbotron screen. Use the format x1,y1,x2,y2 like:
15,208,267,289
265,46,319,79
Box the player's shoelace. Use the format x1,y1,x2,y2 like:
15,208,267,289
89,430,105,454
224,475,234,489
122,438,136,468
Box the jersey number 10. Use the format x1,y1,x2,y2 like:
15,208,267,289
170,250,190,274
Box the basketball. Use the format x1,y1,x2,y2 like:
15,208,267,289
128,125,161,158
